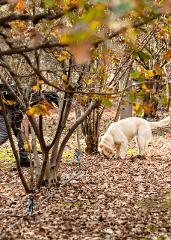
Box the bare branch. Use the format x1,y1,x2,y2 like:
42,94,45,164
0,5,78,27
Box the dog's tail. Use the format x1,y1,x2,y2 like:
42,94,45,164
149,116,171,129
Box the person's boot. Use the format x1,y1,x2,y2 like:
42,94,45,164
20,157,31,167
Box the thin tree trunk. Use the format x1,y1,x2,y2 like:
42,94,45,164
30,126,40,181
55,100,98,173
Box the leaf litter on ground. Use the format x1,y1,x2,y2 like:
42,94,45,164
1,110,171,239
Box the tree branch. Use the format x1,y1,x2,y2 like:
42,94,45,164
0,93,30,193
0,5,78,27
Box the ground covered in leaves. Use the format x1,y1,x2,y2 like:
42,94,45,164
1,111,171,240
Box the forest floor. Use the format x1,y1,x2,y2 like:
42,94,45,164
1,109,171,240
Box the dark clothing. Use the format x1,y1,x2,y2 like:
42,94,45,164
0,84,59,164
0,109,29,161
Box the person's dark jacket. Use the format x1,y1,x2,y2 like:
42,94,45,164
0,84,59,110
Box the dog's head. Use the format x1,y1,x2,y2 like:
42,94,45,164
98,138,114,158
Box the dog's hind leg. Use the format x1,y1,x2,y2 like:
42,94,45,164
137,125,152,157
137,136,146,156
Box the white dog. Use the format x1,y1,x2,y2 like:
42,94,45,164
98,116,170,159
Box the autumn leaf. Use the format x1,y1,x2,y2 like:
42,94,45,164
141,84,148,90
153,64,162,76
69,41,92,64
62,74,68,85
144,69,154,78
133,102,141,112
15,0,25,12
32,80,44,91
3,100,17,106
126,28,137,44
32,85,40,91
163,50,171,61
143,103,153,115
37,79,44,85
10,20,27,32
24,140,31,152
57,50,70,62
26,104,49,116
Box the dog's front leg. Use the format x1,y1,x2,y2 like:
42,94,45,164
119,139,128,159
115,144,121,159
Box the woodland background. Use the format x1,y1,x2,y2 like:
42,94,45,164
0,0,171,239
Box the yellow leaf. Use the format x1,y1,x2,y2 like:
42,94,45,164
161,25,168,31
3,100,17,105
70,0,78,5
26,104,50,116
24,140,31,152
32,85,40,91
57,50,69,62
133,102,141,112
141,84,148,90
61,50,69,56
126,28,137,43
144,70,154,78
10,20,26,29
57,55,67,62
62,74,68,83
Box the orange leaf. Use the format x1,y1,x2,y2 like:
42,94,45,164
143,103,153,114
37,79,44,85
26,107,35,116
163,50,171,61
26,102,54,116
15,0,25,12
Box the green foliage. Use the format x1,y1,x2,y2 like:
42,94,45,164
130,72,145,82
161,95,168,107
128,92,136,103
137,51,151,63
101,97,113,108
60,3,106,44
41,0,57,9
156,236,166,240
137,238,150,240
112,0,134,18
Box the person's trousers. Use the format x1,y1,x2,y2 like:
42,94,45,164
0,109,29,160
